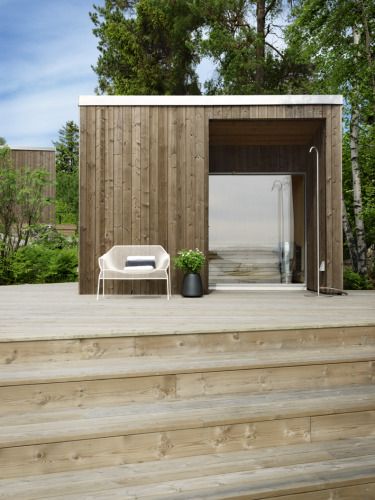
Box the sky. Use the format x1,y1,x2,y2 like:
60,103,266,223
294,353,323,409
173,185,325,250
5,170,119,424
0,0,215,148
0,0,99,147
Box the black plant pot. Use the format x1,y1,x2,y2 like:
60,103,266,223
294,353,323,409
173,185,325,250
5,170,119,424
182,273,203,297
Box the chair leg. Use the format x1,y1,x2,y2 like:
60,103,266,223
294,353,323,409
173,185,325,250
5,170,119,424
167,267,171,300
96,275,101,300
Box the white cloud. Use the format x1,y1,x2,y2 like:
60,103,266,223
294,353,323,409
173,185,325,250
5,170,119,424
0,0,98,145
2,78,94,147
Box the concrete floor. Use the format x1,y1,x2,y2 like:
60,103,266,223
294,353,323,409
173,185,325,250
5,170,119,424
0,283,374,341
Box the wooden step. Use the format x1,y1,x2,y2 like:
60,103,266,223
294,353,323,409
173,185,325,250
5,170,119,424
1,437,374,499
1,326,374,363
0,385,374,478
1,346,374,386
1,347,373,417
51,456,375,499
1,385,374,448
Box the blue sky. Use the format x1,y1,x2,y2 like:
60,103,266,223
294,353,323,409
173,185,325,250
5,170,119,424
0,1,215,148
0,0,98,146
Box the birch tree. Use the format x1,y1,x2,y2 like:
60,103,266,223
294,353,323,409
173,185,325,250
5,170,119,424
287,0,375,277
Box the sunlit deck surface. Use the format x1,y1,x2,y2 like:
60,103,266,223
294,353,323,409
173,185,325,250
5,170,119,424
0,283,374,342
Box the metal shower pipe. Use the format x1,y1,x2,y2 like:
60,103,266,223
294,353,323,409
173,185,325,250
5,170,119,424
309,146,320,296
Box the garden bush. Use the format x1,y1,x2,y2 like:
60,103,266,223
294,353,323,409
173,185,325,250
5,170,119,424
10,244,78,284
343,267,373,290
0,225,78,285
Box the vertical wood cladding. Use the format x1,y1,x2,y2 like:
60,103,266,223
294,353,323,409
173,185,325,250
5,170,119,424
11,148,56,224
79,104,342,294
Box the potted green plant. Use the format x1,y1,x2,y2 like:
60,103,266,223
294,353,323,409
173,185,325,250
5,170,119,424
174,248,206,297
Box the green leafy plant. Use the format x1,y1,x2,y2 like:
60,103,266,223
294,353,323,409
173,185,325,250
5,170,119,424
0,146,51,258
10,245,78,284
343,267,373,290
173,248,205,274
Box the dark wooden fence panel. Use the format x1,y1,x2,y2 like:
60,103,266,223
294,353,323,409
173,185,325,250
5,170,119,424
11,148,55,224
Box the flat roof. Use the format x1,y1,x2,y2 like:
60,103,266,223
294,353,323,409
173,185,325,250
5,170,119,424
79,95,343,107
7,146,55,152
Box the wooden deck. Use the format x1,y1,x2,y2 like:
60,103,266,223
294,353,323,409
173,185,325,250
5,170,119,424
1,283,375,341
0,284,374,498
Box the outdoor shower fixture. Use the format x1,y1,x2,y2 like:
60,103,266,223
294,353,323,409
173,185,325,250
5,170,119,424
309,146,320,296
272,177,293,284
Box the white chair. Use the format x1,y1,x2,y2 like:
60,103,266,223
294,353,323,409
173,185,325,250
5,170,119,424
97,245,171,300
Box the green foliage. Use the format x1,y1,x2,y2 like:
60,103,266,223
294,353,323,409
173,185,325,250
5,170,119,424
29,224,78,250
174,248,206,274
287,0,375,113
90,0,201,95
0,137,6,146
0,147,51,257
0,227,78,285
56,170,79,225
53,121,79,225
199,0,310,95
90,0,311,96
343,267,373,290
288,0,375,277
54,121,79,174
10,245,78,284
0,243,14,285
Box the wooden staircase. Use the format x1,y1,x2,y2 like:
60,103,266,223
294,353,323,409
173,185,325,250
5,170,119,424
0,325,375,499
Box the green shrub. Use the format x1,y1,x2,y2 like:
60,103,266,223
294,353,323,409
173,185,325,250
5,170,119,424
0,243,14,285
30,224,77,250
343,267,373,290
45,248,78,283
10,245,78,284
11,245,54,284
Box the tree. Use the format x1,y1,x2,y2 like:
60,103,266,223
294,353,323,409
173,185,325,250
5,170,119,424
0,147,50,258
53,121,79,225
0,137,6,146
198,0,310,94
287,0,375,278
90,0,201,95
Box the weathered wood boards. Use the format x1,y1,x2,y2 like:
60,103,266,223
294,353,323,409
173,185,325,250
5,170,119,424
10,147,56,224
0,308,374,496
79,98,342,294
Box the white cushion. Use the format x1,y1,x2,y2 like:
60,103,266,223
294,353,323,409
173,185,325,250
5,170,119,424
123,265,155,272
127,256,155,261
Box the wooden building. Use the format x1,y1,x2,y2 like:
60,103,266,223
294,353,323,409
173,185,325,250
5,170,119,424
79,95,343,295
10,146,56,224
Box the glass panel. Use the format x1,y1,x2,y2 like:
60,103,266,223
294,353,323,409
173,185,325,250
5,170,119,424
209,175,305,287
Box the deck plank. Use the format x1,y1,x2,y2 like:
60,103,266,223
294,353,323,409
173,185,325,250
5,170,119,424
0,385,374,448
0,346,374,385
0,284,375,342
0,437,374,499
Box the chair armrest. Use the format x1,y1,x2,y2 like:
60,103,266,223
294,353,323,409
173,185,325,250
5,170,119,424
98,253,113,271
157,253,170,270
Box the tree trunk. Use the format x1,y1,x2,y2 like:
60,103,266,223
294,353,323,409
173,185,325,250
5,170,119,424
255,0,266,90
350,104,367,275
342,198,358,271
360,0,375,117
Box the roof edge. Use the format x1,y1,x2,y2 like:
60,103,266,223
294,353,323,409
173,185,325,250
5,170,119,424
79,95,343,107
5,146,56,152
